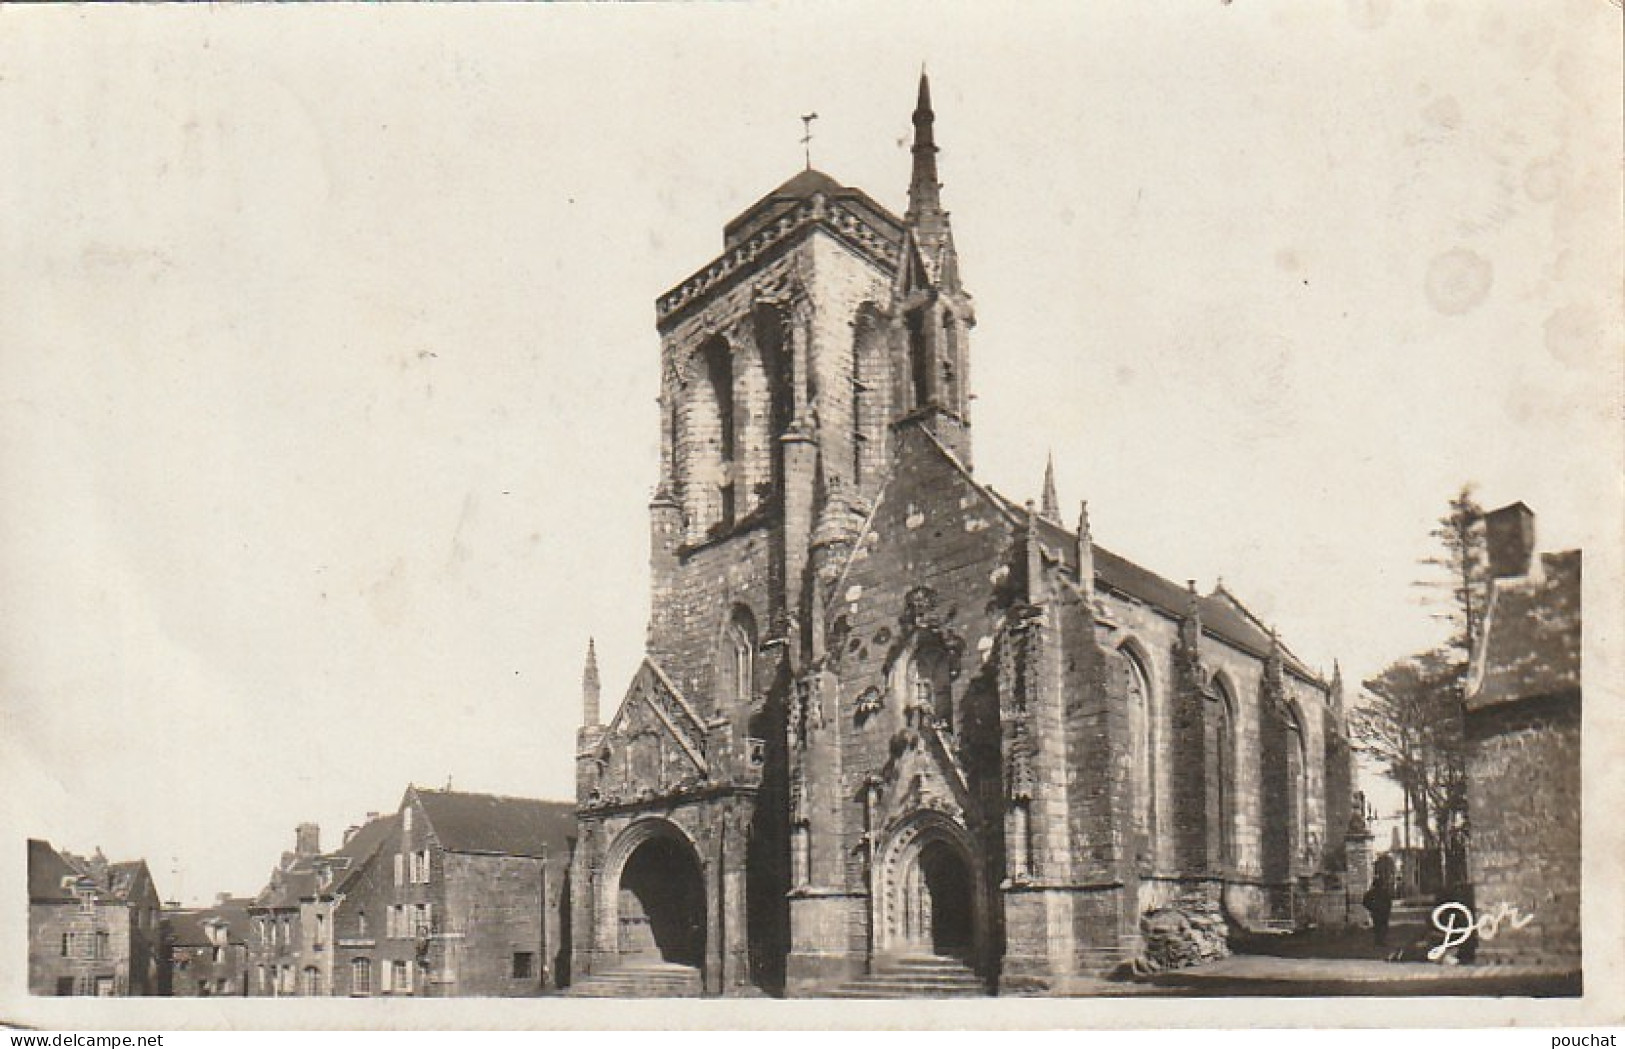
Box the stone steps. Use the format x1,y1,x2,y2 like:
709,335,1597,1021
824,955,989,999
565,961,703,998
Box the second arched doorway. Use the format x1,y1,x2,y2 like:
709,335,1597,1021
876,813,986,966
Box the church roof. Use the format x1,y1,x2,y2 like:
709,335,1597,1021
766,167,844,200
722,167,902,251
890,426,1323,685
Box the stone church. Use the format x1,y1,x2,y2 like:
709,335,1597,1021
570,75,1357,997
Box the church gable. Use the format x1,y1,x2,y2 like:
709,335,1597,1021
590,659,710,807
823,424,1018,806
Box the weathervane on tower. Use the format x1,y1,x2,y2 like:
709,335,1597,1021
800,112,818,170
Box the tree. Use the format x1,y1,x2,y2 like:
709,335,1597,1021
1416,484,1490,669
1352,649,1463,884
1353,485,1487,893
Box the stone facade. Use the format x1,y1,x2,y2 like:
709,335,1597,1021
329,787,573,997
573,74,1355,997
163,896,254,997
27,840,164,997
1464,504,1581,970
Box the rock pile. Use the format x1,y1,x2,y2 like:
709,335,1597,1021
1136,893,1232,973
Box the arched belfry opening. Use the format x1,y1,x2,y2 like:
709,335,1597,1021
683,336,736,539
741,303,792,515
850,302,889,490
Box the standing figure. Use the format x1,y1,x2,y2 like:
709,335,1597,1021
1363,853,1396,952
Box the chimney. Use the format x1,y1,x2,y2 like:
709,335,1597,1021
1484,502,1536,579
215,891,231,907
295,822,321,858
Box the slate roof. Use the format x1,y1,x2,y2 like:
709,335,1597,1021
722,167,903,251
254,866,318,911
105,860,155,904
1468,549,1582,713
326,813,400,894
166,897,255,947
28,839,82,903
30,840,161,905
974,458,1321,683
414,788,575,861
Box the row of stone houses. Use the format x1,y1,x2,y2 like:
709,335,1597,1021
27,840,165,996
240,786,575,997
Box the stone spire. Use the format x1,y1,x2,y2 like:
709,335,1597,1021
1041,453,1059,520
582,637,601,728
905,69,945,242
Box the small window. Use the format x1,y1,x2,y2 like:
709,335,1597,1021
351,958,372,996
392,959,410,995
357,910,368,937
512,951,535,980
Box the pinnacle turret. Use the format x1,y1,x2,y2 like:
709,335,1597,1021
582,637,601,728
1041,453,1059,520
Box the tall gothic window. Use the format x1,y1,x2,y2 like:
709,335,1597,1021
1213,678,1236,866
1123,646,1155,851
1285,703,1307,865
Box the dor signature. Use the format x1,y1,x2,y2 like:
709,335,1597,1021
1428,901,1535,960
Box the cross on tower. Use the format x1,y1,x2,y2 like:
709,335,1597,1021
800,112,818,170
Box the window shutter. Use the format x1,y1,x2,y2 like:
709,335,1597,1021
380,959,393,992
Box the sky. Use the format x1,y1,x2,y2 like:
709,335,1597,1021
2,2,1619,906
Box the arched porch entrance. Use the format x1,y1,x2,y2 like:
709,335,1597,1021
602,819,708,972
875,813,987,967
